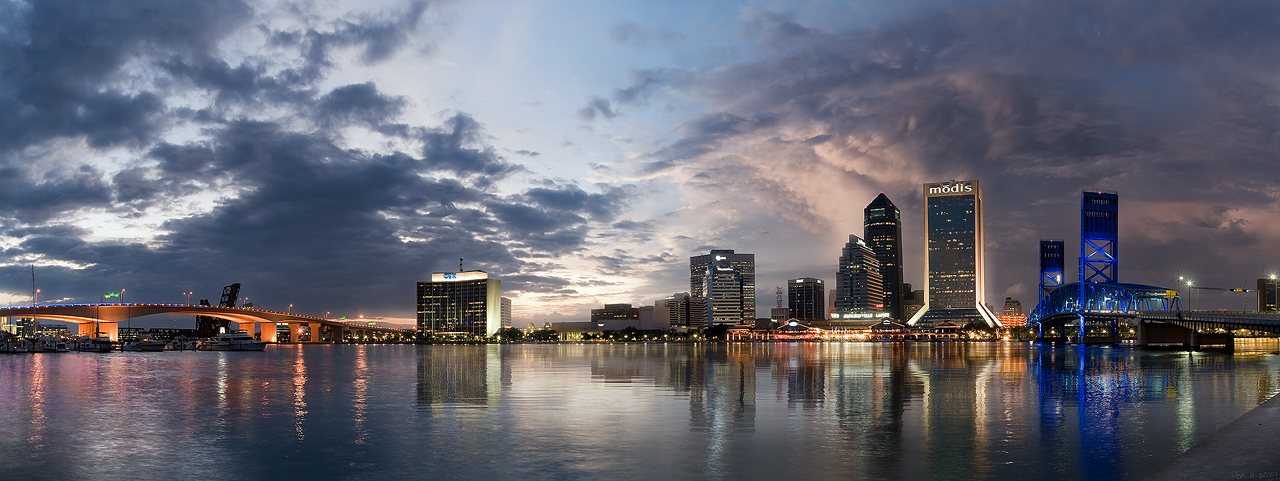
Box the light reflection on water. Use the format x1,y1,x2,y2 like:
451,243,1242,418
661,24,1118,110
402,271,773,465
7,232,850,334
1,341,1278,480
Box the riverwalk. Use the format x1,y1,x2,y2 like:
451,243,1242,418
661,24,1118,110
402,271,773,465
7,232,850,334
1145,392,1280,480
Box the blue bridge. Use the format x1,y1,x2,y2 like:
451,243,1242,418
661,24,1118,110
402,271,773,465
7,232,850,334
1028,282,1280,348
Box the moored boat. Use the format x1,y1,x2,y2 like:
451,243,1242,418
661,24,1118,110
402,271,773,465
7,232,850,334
197,331,268,351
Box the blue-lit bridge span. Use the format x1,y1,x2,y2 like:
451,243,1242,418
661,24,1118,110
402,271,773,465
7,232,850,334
0,303,411,343
1029,282,1280,347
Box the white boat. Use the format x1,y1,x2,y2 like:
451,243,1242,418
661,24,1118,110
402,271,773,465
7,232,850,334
198,331,268,351
166,336,198,351
121,341,140,351
38,337,70,353
73,336,115,353
137,339,167,352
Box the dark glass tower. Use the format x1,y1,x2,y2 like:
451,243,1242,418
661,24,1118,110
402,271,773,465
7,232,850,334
787,278,825,321
864,193,904,319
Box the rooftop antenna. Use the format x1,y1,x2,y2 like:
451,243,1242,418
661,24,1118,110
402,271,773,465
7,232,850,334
460,257,464,272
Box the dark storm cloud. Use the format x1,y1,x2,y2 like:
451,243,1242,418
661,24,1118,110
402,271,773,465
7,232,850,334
315,82,407,129
0,165,113,224
578,96,617,121
0,0,620,318
625,0,1280,305
0,0,252,154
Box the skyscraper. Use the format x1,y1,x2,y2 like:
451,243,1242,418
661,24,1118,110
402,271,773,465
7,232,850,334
704,255,746,325
1260,277,1278,312
690,250,755,326
417,271,503,338
1080,191,1118,284
787,278,825,321
908,180,999,328
864,193,905,320
835,234,884,311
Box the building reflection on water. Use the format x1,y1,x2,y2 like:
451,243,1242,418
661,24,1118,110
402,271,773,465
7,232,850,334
4,342,1280,480
415,344,510,409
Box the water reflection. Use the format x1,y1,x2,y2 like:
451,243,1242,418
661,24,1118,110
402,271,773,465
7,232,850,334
3,343,1280,481
415,344,509,409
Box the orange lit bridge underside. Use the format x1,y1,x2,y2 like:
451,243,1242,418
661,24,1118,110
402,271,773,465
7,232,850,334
0,304,410,342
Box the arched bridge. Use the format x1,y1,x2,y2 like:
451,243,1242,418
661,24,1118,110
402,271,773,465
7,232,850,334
0,303,411,343
1029,282,1280,346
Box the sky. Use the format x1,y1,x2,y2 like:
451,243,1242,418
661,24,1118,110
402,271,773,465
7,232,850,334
2,0,1279,328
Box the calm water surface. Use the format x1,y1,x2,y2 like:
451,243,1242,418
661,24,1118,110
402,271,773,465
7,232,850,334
3,341,1280,480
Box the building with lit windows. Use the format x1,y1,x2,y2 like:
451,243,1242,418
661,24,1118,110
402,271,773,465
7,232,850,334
691,250,755,326
1260,277,1278,312
835,234,883,311
659,292,692,327
788,278,825,322
908,180,1000,328
500,297,512,328
417,271,503,338
864,193,905,320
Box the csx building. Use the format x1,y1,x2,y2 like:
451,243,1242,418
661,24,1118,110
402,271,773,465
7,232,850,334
417,271,503,338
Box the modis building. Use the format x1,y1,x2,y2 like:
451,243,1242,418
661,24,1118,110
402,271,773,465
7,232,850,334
417,271,503,338
907,180,1000,328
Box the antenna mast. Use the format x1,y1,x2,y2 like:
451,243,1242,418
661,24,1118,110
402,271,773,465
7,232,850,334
460,257,464,272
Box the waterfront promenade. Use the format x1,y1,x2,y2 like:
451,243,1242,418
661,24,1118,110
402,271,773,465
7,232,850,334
1145,391,1280,480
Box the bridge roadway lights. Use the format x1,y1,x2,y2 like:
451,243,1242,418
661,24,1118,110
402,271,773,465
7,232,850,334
1137,322,1234,350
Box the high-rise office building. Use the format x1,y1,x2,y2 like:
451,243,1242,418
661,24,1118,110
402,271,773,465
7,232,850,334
787,278,825,321
704,256,746,325
908,180,1000,327
864,193,905,320
1260,277,1278,312
690,250,755,326
1080,191,1118,284
500,297,512,328
835,234,884,311
1003,298,1022,315
1040,240,1065,300
417,271,503,338
659,292,692,327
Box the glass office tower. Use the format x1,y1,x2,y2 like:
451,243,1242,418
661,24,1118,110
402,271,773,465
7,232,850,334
417,271,503,338
864,193,904,320
907,180,1000,328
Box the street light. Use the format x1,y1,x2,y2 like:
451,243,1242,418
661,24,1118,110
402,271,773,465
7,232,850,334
288,304,293,315
1186,280,1193,311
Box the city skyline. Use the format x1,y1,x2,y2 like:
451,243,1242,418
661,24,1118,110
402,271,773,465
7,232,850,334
2,0,1280,326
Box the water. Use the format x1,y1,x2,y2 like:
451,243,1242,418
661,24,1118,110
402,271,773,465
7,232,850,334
3,341,1280,480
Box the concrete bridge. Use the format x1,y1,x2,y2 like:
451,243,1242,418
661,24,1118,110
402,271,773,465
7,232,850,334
0,303,411,343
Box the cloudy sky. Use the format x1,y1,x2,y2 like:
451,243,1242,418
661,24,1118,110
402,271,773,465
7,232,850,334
3,0,1278,326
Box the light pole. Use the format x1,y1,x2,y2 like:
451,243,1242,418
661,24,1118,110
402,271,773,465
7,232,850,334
1185,280,1193,311
34,288,39,305
288,304,293,315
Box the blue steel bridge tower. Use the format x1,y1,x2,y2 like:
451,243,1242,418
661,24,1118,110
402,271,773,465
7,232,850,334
1079,191,1118,284
1039,240,1065,300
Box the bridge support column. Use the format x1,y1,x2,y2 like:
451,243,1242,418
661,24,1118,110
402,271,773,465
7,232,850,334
98,322,119,341
308,322,323,343
259,322,277,343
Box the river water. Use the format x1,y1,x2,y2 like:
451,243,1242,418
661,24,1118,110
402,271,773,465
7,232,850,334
3,341,1279,480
